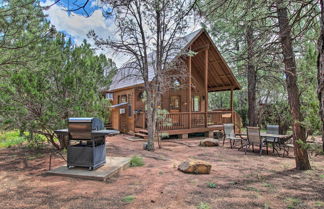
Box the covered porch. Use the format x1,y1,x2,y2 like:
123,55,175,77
134,31,241,136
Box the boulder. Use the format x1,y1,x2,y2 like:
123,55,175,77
178,160,211,174
199,138,219,147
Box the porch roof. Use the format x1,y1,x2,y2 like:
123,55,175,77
108,28,240,92
110,102,128,108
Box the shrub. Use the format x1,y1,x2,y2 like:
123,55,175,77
0,130,27,148
197,202,210,209
130,156,144,167
121,195,135,203
207,182,217,188
285,197,301,209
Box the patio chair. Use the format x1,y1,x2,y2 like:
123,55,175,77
279,135,294,157
244,126,263,155
223,123,243,149
265,125,279,154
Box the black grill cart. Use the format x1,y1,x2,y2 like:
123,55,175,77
54,117,119,171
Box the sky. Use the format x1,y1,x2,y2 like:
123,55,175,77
40,0,123,66
40,0,200,67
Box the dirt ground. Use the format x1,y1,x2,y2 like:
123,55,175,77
0,135,324,209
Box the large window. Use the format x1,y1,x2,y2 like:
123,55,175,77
192,96,200,112
170,96,181,110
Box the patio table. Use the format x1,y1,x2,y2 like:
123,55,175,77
238,133,292,155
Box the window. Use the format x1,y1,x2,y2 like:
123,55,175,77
105,93,113,100
170,96,181,110
192,96,200,112
128,94,132,117
172,79,181,88
138,91,144,100
120,95,127,103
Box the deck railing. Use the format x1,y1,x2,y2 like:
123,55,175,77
135,110,242,132
157,112,190,130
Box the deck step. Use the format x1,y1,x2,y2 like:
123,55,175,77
135,132,148,139
138,129,148,134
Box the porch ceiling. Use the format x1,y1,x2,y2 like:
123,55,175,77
189,31,241,92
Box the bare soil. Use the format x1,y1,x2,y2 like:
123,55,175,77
0,135,324,209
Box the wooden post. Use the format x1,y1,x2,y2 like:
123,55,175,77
230,88,234,131
205,48,208,128
188,47,192,129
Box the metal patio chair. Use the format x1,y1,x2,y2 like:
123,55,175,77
244,126,263,155
223,123,243,149
279,135,294,157
265,125,279,154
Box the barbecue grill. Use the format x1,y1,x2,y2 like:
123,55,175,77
54,117,119,170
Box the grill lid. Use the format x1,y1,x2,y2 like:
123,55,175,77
68,117,94,123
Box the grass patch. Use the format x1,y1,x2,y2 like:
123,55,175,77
130,156,144,167
197,202,210,209
315,201,324,207
207,182,217,188
285,197,301,209
0,130,27,148
262,183,273,188
246,186,260,192
319,174,324,179
121,195,135,203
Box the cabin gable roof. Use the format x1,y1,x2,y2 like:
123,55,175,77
108,28,240,92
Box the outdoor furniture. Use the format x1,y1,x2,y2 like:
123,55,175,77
223,123,243,148
239,131,292,157
265,125,279,154
279,135,294,157
244,126,263,155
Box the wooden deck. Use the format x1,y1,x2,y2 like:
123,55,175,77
135,110,241,135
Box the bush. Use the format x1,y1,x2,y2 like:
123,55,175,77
0,130,27,148
130,156,144,167
207,182,217,188
197,202,210,209
121,195,135,203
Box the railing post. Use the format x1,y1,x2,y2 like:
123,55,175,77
204,48,209,128
188,47,192,129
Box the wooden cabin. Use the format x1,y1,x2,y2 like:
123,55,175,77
105,29,242,138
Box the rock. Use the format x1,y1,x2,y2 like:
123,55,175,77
178,160,211,174
199,138,219,147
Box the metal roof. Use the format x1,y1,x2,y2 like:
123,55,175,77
108,28,240,92
110,102,128,108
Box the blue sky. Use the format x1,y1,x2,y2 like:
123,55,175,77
40,0,121,65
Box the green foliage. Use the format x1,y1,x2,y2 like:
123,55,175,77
297,43,321,135
296,139,324,155
0,130,27,148
315,201,324,207
0,2,116,149
207,182,217,188
130,156,144,167
197,202,210,209
0,0,52,71
121,195,135,203
285,197,302,209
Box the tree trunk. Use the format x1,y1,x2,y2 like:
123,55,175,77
246,25,257,126
276,0,311,170
317,0,324,152
145,90,156,151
